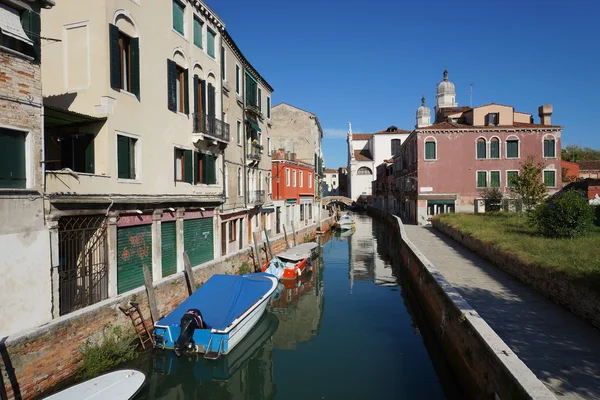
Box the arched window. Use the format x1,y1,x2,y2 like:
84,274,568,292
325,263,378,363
357,167,372,175
391,139,401,156
424,138,436,160
168,49,189,113
237,168,242,196
490,137,500,159
543,135,556,158
476,138,487,159
110,12,140,96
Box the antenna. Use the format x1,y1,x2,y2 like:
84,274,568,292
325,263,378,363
470,83,474,107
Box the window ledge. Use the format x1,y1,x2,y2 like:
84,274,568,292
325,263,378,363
176,111,189,118
0,188,38,194
117,178,141,184
172,29,188,42
116,88,139,100
0,45,34,61
424,159,438,162
543,156,557,159
47,171,111,179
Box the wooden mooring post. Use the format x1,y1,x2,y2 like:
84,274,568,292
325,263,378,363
142,264,159,324
283,225,291,249
183,252,196,296
252,231,263,269
291,221,298,246
263,228,273,259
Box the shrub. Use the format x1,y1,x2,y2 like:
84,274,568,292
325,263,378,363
479,187,503,212
78,325,138,380
238,261,252,275
532,189,595,238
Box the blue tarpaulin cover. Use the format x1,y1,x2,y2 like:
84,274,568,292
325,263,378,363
156,274,274,331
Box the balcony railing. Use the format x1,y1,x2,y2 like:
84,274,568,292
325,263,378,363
193,113,230,142
247,147,261,162
245,98,261,115
247,190,265,206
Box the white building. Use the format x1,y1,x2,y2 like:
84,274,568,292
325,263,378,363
323,168,339,196
346,124,410,202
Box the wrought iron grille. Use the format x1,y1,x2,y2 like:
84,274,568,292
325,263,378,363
58,216,108,315
193,112,231,142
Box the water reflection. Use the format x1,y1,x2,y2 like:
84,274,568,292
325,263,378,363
127,215,456,399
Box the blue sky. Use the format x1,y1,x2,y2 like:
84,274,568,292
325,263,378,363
210,0,600,169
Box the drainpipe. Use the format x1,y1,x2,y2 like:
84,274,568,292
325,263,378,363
220,37,226,209
242,68,247,209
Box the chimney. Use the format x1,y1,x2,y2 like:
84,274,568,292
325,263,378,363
538,104,553,125
290,152,296,161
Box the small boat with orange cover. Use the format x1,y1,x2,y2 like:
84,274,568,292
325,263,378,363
261,242,318,281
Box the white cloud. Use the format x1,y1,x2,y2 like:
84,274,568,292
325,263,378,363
323,128,348,139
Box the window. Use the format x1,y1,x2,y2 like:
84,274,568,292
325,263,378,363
172,0,185,35
485,113,499,126
300,204,304,221
174,148,192,183
109,25,140,96
229,220,237,242
299,171,303,187
309,173,312,188
195,153,217,184
544,170,556,187
53,134,95,174
357,167,372,175
391,139,401,156
236,121,242,144
193,16,203,48
167,60,188,114
267,137,271,155
237,168,242,196
490,171,500,187
117,135,137,180
425,141,436,160
245,72,258,108
506,139,519,158
224,165,228,198
221,45,225,78
0,128,26,188
0,6,38,58
285,168,290,186
544,138,556,158
259,171,262,191
258,88,262,112
235,65,241,95
267,96,271,118
292,170,297,187
490,138,500,159
476,171,487,188
507,171,519,188
207,28,215,58
476,138,486,159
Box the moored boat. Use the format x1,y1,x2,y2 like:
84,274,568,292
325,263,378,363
153,273,278,360
261,242,317,281
42,369,145,400
335,213,355,230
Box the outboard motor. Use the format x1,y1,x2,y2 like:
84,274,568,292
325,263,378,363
174,309,205,356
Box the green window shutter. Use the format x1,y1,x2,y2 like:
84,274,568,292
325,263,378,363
172,0,184,35
267,97,271,118
207,83,215,118
184,149,193,183
477,140,486,158
477,171,487,188
235,65,240,93
507,140,518,158
130,37,140,98
543,140,549,157
208,155,217,184
544,171,555,187
221,46,225,77
258,88,262,111
193,18,203,48
550,140,555,157
544,140,555,157
201,153,208,183
117,135,130,179
507,171,518,187
85,136,95,174
21,10,40,60
207,29,215,58
490,140,499,158
193,75,200,131
183,69,189,115
0,129,26,188
490,171,500,187
109,24,120,89
425,142,436,160
200,79,207,116
117,225,152,294
167,59,177,112
194,152,200,183
184,218,214,267
161,221,177,277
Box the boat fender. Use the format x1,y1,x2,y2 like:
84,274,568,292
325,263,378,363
307,259,312,267
174,309,205,356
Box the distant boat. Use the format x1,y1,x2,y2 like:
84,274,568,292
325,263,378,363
335,214,355,230
42,369,145,400
153,273,278,360
261,242,318,280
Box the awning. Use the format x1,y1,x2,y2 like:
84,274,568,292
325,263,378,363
44,104,107,128
260,206,275,213
426,199,456,205
0,3,33,45
245,119,261,132
286,199,297,204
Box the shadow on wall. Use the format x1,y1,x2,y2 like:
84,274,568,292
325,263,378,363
0,336,21,400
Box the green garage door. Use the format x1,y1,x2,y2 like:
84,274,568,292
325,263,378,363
117,224,152,294
161,221,177,277
184,217,214,267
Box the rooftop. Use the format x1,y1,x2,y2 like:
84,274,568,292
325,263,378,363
354,149,373,161
416,121,563,131
578,161,600,171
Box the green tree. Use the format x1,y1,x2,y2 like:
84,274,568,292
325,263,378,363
532,190,594,238
478,187,503,212
509,157,548,211
562,145,600,162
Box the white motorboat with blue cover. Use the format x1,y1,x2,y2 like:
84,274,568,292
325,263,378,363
153,272,278,360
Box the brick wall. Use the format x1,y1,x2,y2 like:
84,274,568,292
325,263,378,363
0,217,334,400
433,219,600,330
368,207,554,400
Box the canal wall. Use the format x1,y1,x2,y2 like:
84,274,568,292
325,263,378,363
367,207,555,400
0,217,335,400
433,218,600,331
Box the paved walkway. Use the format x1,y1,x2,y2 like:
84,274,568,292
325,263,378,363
403,224,600,400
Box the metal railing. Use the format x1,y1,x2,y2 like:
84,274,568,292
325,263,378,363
245,98,261,115
193,113,230,142
247,147,261,161
247,190,265,206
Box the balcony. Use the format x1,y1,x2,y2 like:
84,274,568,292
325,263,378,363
193,113,230,143
245,98,261,117
247,190,265,206
247,147,261,163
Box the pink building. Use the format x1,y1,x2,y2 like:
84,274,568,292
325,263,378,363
395,71,563,225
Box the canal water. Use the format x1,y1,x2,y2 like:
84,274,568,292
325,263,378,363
126,214,462,399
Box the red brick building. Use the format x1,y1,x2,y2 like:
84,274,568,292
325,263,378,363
271,150,316,233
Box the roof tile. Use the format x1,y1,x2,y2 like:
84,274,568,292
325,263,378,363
354,149,373,161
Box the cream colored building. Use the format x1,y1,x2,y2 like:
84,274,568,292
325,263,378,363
40,0,271,318
220,32,274,256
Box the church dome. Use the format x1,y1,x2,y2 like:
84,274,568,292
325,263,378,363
436,69,457,108
416,97,430,118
